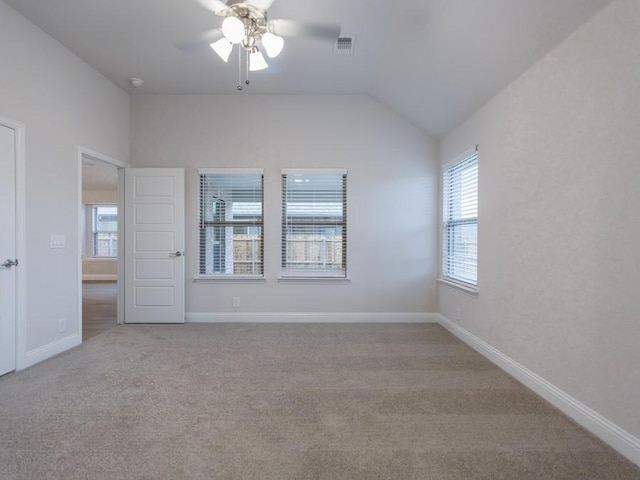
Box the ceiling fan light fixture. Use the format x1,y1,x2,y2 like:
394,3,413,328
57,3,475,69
249,47,268,71
210,38,233,62
181,0,343,89
222,16,245,44
261,32,284,58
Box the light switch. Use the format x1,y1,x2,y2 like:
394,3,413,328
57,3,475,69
50,234,66,249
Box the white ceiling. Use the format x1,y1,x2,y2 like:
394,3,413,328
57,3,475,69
4,0,612,138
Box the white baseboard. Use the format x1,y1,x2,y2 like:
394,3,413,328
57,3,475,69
186,312,439,324
437,314,640,467
82,274,117,281
21,333,81,370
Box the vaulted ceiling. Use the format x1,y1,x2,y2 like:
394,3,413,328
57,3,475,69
3,0,612,138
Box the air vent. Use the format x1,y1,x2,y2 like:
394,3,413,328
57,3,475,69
334,36,355,55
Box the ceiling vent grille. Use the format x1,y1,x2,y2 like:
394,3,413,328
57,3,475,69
334,36,355,55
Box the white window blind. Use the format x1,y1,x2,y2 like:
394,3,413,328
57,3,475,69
199,172,263,276
443,150,478,287
281,171,347,277
92,206,117,257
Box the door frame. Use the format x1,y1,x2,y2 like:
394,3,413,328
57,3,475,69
77,147,128,339
0,115,26,371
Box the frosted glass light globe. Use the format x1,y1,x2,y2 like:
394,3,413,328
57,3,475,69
261,32,284,58
222,16,244,44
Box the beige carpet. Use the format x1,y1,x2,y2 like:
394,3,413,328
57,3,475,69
1,323,638,480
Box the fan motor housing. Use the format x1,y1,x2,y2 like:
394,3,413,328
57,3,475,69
223,2,267,24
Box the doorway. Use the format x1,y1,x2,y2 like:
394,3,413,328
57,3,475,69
79,149,125,340
0,116,25,375
0,123,17,374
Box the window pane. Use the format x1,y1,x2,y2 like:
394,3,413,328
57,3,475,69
282,172,347,277
284,225,344,272
443,153,478,287
200,225,263,275
443,222,477,285
93,206,117,257
199,173,263,276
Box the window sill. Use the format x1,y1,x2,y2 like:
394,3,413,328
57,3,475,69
83,257,118,261
193,276,266,284
438,278,479,297
278,276,351,285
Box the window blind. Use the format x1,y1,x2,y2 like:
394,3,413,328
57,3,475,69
281,171,347,277
92,206,118,257
199,172,263,276
443,151,478,287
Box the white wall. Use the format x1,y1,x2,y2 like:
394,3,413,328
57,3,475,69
0,3,129,359
83,189,118,205
439,0,640,442
131,95,438,317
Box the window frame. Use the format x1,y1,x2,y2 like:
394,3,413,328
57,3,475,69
441,147,478,292
280,168,348,281
89,204,118,258
196,168,265,281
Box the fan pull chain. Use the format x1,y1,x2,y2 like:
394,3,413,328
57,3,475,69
245,51,250,86
237,47,243,91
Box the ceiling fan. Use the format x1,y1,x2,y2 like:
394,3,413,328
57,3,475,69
178,0,342,90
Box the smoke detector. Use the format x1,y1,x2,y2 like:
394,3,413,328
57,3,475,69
129,77,144,88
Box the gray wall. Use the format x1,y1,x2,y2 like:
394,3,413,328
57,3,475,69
131,95,439,317
439,0,640,440
0,2,129,357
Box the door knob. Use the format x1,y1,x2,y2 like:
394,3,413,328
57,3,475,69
1,259,18,268
169,251,183,258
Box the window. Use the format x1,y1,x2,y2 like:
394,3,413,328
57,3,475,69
281,170,347,278
92,206,118,257
199,169,264,276
442,149,478,288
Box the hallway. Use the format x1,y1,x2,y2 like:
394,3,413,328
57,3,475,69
82,281,117,341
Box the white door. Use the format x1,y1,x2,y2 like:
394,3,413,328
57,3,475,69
0,124,17,375
124,168,185,323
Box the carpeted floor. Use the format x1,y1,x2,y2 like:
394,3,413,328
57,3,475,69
0,323,638,480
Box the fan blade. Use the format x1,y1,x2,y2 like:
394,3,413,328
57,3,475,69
195,0,229,15
250,0,277,11
268,19,341,40
176,28,223,52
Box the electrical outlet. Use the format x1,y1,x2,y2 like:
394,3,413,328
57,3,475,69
455,308,462,322
232,297,240,308
58,318,66,333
